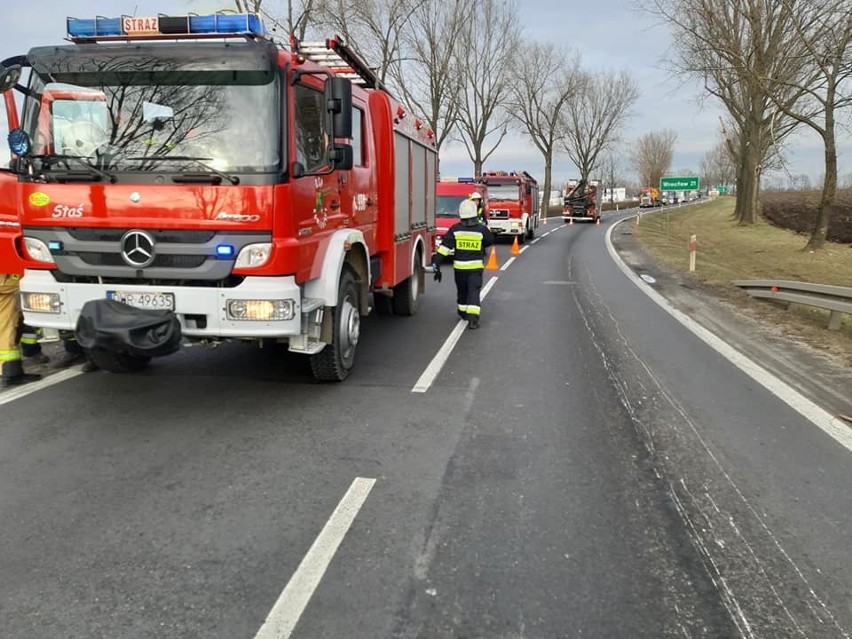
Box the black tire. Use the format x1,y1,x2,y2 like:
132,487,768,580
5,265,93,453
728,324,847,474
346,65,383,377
85,348,151,373
392,254,423,316
309,267,361,382
373,292,394,315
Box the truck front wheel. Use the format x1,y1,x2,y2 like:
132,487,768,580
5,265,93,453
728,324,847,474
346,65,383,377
310,266,360,382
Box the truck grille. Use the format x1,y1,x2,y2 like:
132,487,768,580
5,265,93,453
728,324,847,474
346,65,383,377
23,227,272,284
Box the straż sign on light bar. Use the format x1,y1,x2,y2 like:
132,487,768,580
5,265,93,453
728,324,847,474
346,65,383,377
122,16,160,36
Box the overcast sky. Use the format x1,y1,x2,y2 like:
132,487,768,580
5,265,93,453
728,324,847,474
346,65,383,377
1,0,844,189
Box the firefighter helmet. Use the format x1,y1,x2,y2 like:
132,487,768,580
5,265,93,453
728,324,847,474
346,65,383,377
459,199,478,219
469,191,483,200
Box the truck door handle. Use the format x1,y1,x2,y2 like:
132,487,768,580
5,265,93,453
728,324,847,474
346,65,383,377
330,200,340,210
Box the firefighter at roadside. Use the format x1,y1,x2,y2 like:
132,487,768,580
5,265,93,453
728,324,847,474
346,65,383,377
469,191,487,224
0,274,41,387
431,199,494,329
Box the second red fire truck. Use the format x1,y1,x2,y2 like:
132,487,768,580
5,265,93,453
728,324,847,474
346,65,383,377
0,12,437,381
476,170,539,243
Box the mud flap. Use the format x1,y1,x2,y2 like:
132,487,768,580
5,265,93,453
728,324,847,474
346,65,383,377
75,299,182,358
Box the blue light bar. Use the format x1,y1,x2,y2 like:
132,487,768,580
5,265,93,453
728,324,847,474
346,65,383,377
215,244,235,258
48,241,63,251
66,13,266,40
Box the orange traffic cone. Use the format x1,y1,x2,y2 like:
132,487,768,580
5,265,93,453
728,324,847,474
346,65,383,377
542,215,548,225
569,217,574,225
486,246,499,270
511,237,520,255
596,216,601,226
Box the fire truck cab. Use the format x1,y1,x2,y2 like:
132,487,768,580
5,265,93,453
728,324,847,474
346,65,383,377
0,13,437,381
476,170,539,243
434,177,488,252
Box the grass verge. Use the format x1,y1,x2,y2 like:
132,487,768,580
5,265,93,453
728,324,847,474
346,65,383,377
632,197,852,362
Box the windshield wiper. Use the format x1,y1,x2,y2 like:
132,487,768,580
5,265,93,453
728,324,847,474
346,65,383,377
29,154,117,183
126,155,240,185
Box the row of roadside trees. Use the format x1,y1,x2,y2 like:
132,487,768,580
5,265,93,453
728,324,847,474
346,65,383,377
648,0,852,249
228,0,640,223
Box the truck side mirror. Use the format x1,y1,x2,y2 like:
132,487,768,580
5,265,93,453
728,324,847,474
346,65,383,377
0,65,21,93
328,143,353,170
324,76,352,139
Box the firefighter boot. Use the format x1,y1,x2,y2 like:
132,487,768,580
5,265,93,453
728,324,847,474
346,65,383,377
1,360,42,388
467,317,480,330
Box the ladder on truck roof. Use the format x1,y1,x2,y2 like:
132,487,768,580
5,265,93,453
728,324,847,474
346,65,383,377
295,35,389,93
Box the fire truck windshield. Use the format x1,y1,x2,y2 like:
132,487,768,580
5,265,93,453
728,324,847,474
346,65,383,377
486,184,520,201
436,195,467,218
22,44,280,176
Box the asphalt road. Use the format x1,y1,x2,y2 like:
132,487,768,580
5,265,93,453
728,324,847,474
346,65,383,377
1,214,850,638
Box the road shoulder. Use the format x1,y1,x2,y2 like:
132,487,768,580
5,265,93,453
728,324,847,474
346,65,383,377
609,215,852,424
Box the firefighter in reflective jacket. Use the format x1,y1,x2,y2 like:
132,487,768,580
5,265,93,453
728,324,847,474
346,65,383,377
431,199,494,329
0,274,41,387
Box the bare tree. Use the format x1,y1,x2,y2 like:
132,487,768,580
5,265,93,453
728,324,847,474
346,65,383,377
648,0,812,224
560,69,638,181
598,151,627,203
453,0,521,175
761,0,852,249
631,129,677,189
507,42,584,216
227,0,316,42
699,139,737,190
313,0,423,86
387,0,467,152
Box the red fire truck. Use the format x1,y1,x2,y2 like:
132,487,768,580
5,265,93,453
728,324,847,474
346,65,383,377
434,177,488,251
476,170,539,243
0,13,437,381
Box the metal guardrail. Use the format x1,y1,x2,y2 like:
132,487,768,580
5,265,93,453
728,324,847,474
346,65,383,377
732,279,852,330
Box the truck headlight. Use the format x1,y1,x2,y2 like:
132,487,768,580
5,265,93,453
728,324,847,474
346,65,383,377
226,299,294,321
234,243,272,268
24,237,55,263
21,292,61,313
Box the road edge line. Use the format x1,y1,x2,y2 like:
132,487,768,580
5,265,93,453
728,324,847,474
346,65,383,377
604,217,852,453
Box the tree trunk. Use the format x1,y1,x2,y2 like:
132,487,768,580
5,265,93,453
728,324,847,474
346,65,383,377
805,117,837,251
542,157,553,220
734,123,762,225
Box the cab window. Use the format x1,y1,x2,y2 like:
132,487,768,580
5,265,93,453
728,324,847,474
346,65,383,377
294,84,326,171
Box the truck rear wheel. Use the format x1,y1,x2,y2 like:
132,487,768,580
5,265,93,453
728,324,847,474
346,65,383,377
392,253,423,316
85,348,151,373
310,266,360,382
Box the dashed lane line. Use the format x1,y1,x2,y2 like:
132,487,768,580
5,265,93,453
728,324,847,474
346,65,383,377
253,477,376,639
412,276,499,393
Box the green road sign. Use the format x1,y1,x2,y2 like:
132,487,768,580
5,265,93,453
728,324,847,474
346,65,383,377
716,185,728,193
660,176,700,190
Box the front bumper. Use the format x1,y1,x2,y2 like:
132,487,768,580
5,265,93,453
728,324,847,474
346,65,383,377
488,220,524,236
19,269,305,339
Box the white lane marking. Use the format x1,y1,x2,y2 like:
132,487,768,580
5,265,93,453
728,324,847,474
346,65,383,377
412,276,498,393
530,238,541,245
500,257,516,271
519,245,529,254
254,477,376,639
481,275,498,299
0,367,83,407
604,219,852,453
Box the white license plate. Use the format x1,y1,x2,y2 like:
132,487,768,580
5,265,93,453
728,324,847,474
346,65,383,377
107,291,175,310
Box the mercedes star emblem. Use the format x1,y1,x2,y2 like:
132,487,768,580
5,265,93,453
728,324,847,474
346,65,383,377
120,230,156,268
130,192,141,203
